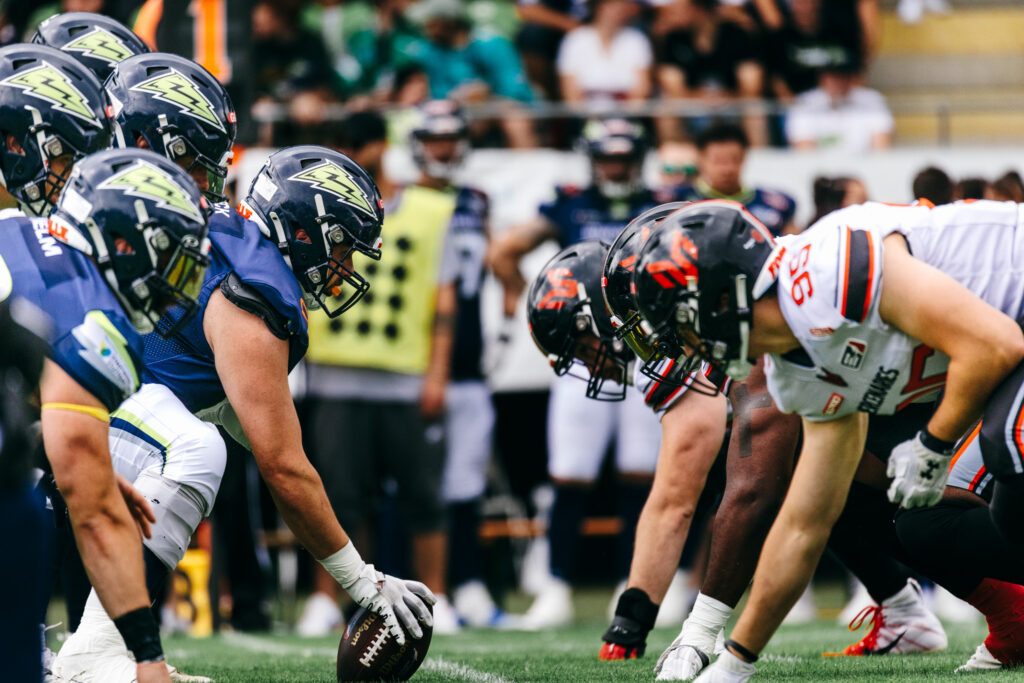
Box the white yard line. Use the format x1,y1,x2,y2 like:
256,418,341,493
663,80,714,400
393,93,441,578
421,657,516,683
219,632,517,682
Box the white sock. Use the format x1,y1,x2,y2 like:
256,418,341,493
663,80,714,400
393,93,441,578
679,593,733,652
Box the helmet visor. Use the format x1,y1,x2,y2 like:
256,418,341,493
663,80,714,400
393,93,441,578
151,234,210,337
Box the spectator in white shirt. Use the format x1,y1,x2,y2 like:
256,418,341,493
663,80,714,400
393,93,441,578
786,57,893,152
556,0,652,104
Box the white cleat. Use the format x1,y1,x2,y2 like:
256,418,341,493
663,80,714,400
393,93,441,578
956,643,1003,672
657,571,696,629
295,592,342,637
167,664,213,682
518,578,573,630
783,585,816,624
54,621,136,683
430,594,461,635
654,639,713,681
453,580,502,628
825,578,947,656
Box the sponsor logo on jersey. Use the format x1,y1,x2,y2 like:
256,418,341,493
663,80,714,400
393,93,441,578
816,366,847,387
289,161,375,218
132,68,226,132
858,366,901,413
809,326,835,337
841,339,867,370
822,392,844,416
63,27,134,65
98,160,202,221
0,62,99,126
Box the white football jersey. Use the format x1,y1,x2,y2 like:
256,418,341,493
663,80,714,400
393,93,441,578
763,200,1024,421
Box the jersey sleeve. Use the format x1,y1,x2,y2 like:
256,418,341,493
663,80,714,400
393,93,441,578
51,309,143,412
634,358,728,417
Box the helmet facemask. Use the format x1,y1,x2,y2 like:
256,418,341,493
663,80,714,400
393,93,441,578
411,134,468,182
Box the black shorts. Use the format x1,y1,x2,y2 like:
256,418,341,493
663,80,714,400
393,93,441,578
980,359,1024,481
305,398,446,534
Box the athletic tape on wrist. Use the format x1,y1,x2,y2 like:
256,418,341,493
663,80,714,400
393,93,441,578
318,541,364,588
113,606,164,663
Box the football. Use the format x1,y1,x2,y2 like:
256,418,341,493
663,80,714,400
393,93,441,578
336,607,433,682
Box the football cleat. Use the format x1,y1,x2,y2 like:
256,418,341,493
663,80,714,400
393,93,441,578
601,588,658,660
518,579,574,630
956,643,1003,672
655,641,711,681
823,579,947,656
296,592,342,637
430,595,461,635
599,642,643,661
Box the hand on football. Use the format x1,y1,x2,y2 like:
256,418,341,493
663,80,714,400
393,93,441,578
342,563,436,645
886,432,952,508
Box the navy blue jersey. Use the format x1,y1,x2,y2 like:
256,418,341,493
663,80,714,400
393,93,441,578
540,185,683,247
678,182,797,237
450,186,489,381
142,203,309,413
0,215,143,411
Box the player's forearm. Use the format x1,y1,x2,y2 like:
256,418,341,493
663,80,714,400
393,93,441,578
930,347,1024,442
258,452,349,559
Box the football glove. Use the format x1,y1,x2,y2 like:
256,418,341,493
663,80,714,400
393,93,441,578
886,431,953,509
600,588,658,660
342,563,436,645
693,650,756,683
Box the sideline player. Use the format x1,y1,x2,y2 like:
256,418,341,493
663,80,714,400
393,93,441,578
630,199,1024,680
490,118,674,627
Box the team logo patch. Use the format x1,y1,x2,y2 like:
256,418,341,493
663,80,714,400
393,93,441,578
98,160,202,221
0,62,99,126
132,68,225,132
289,161,375,217
72,311,139,398
822,392,844,416
63,27,134,65
841,339,867,370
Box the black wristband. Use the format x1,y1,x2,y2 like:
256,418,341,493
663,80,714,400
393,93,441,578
725,638,759,663
113,607,164,663
920,429,956,455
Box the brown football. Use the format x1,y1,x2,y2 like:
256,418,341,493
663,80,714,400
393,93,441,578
336,607,433,682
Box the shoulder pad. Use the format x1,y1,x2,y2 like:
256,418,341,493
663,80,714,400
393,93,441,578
220,271,290,340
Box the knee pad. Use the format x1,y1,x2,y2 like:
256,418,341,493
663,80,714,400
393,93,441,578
133,470,205,569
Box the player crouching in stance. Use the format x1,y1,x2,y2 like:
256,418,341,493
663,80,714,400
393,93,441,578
630,200,1024,680
37,146,210,683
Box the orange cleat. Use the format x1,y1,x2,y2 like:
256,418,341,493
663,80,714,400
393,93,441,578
599,642,642,660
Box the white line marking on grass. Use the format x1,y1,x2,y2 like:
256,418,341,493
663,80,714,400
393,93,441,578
221,631,336,658
760,654,805,664
422,657,516,683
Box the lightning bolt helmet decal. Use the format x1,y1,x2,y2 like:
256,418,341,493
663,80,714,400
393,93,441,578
0,61,100,125
132,68,226,133
33,12,150,82
288,161,376,217
98,159,204,222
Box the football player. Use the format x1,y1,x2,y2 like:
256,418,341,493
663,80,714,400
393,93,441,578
52,49,435,682
630,199,1024,681
526,216,946,678
32,11,150,82
491,118,675,628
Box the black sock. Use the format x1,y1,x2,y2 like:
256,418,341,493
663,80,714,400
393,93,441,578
447,500,482,589
616,482,650,579
827,482,910,603
549,485,589,582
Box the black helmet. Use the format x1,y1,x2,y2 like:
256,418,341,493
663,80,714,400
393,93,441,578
48,148,211,337
238,145,384,317
105,52,236,202
33,12,150,82
580,117,646,200
409,99,469,181
527,240,632,401
632,200,775,382
0,44,109,216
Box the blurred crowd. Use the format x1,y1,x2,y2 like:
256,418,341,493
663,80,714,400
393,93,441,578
1,0,901,152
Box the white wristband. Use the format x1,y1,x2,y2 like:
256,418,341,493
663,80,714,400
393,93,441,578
317,542,364,588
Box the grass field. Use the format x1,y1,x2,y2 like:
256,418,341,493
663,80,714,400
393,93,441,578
120,588,1024,682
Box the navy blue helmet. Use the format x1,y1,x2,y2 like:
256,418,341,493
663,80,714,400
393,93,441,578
0,44,109,216
33,12,150,82
409,99,469,180
105,52,236,202
48,148,211,337
580,117,647,200
238,145,384,317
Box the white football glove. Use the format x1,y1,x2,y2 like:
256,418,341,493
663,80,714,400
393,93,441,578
886,431,952,508
693,650,756,683
342,563,436,645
